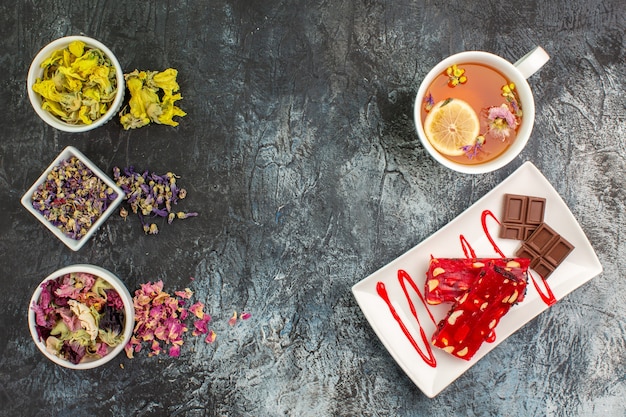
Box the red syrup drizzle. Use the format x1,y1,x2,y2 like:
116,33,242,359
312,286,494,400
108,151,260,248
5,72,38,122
376,270,437,368
460,235,477,259
480,210,506,258
529,270,557,306
375,209,558,367
480,209,556,306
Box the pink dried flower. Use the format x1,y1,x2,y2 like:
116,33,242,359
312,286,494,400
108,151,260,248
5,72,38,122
96,342,109,357
175,288,193,299
127,281,252,359
124,343,134,359
105,289,125,310
487,104,518,140
126,280,191,358
168,345,181,357
192,317,210,336
205,330,217,343
59,307,82,331
149,340,162,357
228,311,238,327
189,301,205,319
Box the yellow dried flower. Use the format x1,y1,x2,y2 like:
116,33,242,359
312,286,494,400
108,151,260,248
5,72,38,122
68,40,85,57
446,64,468,87
152,68,180,96
32,41,118,125
119,68,186,130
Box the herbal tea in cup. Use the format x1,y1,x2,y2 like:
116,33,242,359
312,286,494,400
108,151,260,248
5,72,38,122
414,47,549,174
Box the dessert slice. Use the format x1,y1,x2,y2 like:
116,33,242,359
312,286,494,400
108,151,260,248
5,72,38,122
431,263,528,361
425,257,530,305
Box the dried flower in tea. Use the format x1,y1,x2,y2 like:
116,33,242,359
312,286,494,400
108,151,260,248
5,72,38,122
446,64,467,87
487,104,518,140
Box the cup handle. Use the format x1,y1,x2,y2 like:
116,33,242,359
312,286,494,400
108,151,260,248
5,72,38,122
514,46,550,79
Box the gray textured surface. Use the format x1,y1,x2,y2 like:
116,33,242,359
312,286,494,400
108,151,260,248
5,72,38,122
1,1,625,416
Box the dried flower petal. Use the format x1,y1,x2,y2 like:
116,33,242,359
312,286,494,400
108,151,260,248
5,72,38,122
174,288,193,299
205,330,217,343
228,311,238,327
189,301,205,319
127,281,250,359
192,317,210,336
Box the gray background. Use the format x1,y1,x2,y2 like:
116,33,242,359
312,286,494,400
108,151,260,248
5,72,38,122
1,0,624,416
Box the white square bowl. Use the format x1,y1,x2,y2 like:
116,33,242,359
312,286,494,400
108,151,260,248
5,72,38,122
21,146,125,251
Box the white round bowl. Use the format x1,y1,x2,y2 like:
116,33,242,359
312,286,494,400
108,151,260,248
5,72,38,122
28,264,134,369
27,36,125,132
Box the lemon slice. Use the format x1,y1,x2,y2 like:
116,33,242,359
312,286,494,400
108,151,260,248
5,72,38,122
424,98,480,156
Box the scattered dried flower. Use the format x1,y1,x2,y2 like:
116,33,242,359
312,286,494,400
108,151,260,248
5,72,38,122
205,330,217,343
126,280,188,358
228,311,238,327
118,69,186,129
125,281,251,359
189,301,205,319
113,166,198,234
174,288,193,299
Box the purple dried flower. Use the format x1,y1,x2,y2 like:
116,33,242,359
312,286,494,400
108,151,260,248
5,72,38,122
30,157,118,240
461,135,486,159
424,92,435,112
113,166,197,234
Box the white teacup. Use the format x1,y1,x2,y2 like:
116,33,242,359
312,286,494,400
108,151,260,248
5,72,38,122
413,46,549,174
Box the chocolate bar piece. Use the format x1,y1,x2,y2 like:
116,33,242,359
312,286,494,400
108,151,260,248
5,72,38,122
424,257,530,305
500,194,546,240
516,223,574,279
431,263,528,361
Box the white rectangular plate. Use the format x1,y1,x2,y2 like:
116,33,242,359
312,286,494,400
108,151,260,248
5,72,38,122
351,162,602,398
